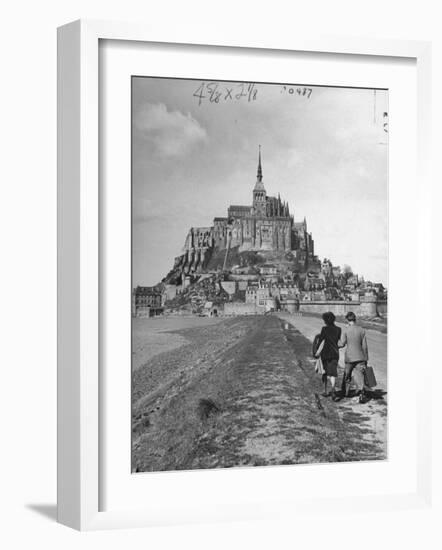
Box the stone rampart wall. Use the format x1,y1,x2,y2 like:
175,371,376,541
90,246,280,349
133,306,164,318
298,300,387,318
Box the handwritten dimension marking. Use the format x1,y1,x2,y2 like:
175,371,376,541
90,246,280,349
281,86,313,98
193,82,258,106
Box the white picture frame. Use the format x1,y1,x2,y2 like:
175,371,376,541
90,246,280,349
57,19,432,531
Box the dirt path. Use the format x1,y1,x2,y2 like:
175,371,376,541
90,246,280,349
277,312,388,391
277,312,388,458
132,315,387,472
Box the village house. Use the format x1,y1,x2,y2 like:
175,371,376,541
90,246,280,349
132,286,163,317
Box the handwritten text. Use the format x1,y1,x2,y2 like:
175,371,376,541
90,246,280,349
193,82,258,106
280,86,313,98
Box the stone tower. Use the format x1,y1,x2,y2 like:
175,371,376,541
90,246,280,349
253,146,267,217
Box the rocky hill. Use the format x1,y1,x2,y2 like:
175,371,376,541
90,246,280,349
160,245,323,314
163,246,319,286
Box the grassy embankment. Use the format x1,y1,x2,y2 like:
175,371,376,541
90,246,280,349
132,315,387,472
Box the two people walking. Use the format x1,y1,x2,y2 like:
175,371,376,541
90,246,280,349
314,311,369,404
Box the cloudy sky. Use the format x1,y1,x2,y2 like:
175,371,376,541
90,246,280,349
132,77,388,287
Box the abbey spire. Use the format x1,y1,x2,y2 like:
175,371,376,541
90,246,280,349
257,144,263,181
254,145,266,193
252,145,267,215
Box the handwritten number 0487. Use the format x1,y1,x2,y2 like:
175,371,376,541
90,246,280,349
282,86,313,98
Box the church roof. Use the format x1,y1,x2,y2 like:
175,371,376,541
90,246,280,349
229,205,251,211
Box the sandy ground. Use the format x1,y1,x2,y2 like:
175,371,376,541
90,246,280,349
132,314,388,472
132,315,223,370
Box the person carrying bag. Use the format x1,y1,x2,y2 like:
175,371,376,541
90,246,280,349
314,312,341,401
339,311,370,403
364,365,377,388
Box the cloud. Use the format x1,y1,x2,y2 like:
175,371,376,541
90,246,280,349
134,102,207,157
132,213,164,225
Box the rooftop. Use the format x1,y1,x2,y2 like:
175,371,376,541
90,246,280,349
134,286,161,295
228,205,252,211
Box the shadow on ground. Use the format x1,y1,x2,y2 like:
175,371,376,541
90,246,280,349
26,504,57,522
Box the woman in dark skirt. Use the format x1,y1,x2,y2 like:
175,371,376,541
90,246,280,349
318,311,341,401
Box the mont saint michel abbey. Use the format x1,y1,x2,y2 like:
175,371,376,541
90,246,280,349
180,147,317,273
133,148,387,318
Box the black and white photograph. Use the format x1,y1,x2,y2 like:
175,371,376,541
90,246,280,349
131,76,388,473
4,0,439,543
